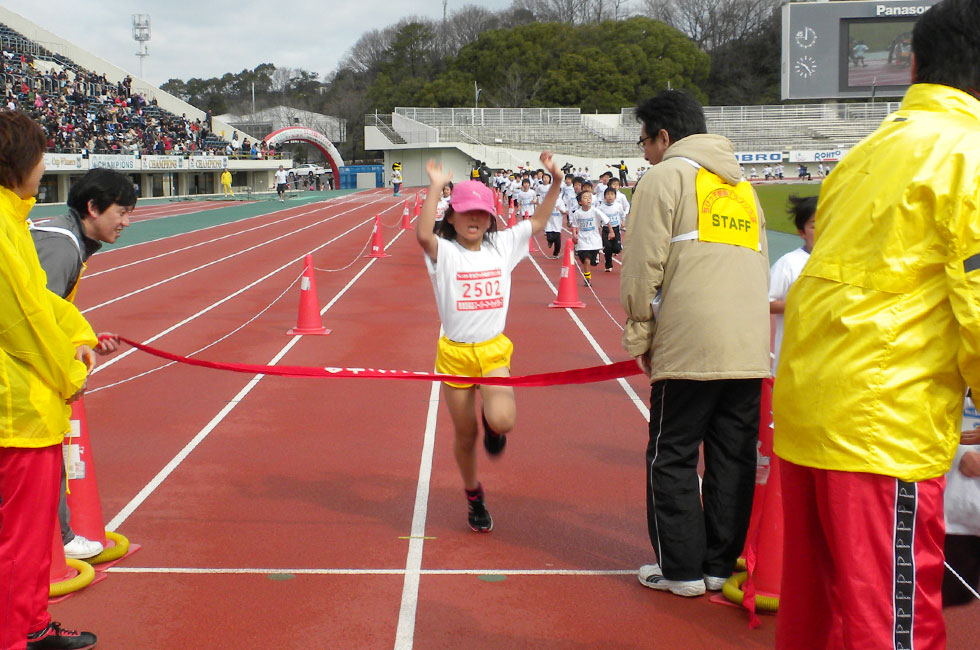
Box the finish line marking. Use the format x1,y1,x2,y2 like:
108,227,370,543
106,567,638,576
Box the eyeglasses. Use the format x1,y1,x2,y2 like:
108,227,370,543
637,135,653,148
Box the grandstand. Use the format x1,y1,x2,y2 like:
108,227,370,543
367,100,898,185
0,6,294,202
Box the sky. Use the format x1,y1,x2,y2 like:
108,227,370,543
1,0,513,86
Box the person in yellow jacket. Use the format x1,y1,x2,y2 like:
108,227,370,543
772,2,980,647
0,111,99,649
220,167,233,197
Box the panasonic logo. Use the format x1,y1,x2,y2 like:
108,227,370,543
876,5,929,16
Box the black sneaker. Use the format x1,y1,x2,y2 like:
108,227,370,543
467,495,494,532
27,622,97,649
482,411,507,456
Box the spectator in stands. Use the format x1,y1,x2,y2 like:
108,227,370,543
0,110,99,649
623,89,770,599
773,1,980,646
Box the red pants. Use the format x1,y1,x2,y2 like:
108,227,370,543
0,445,60,650
776,460,946,649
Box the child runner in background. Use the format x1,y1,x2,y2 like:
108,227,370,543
544,192,568,258
435,181,453,225
594,172,610,201
417,152,562,532
561,173,577,208
768,195,816,373
507,173,520,209
571,189,609,286
516,178,537,218
607,177,631,217
597,186,625,272
535,172,551,206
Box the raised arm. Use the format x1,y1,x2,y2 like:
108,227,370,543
417,160,452,261
530,152,562,234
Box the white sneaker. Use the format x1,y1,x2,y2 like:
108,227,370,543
638,564,706,597
64,534,103,559
703,574,729,591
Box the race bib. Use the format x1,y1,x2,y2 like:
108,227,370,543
695,168,760,250
455,269,503,311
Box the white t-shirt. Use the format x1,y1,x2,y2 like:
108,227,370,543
545,196,567,233
769,246,811,372
560,183,577,207
572,207,609,251
597,200,625,228
535,182,549,202
435,196,450,221
392,170,402,184
516,189,537,216
425,220,531,343
615,190,630,216
275,169,288,185
595,182,607,199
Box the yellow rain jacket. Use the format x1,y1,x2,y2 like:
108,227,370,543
0,185,95,448
773,84,980,482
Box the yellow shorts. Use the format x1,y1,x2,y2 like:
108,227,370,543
435,333,513,389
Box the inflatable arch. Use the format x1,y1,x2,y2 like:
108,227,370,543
264,127,346,181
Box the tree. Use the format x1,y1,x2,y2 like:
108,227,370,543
640,0,782,51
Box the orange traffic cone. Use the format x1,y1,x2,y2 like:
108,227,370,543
413,193,421,218
524,210,530,221
64,399,140,569
715,377,782,627
401,199,413,230
507,209,517,229
287,254,331,335
549,246,585,308
529,231,538,253
364,214,391,260
49,527,99,601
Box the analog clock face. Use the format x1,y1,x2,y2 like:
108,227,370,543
795,56,817,78
795,26,817,49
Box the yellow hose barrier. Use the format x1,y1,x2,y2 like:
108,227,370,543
721,571,780,612
49,558,95,597
84,530,130,565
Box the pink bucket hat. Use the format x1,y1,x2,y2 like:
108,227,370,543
450,180,495,215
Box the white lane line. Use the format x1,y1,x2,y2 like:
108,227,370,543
106,228,411,531
394,374,441,650
89,215,374,377
94,190,385,255
107,567,637,576
87,193,367,278
82,196,391,314
527,255,650,422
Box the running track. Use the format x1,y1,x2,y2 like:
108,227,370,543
49,189,978,648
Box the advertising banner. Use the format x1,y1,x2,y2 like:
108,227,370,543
43,153,84,171
788,149,849,162
187,156,230,170
89,154,138,170
141,155,184,170
734,151,784,164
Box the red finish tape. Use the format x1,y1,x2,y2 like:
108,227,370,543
116,337,643,387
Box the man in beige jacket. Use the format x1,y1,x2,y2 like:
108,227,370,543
621,90,771,597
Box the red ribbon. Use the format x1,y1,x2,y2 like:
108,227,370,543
116,336,643,387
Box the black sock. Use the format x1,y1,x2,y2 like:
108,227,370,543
465,484,484,502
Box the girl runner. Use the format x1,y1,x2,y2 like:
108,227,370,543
417,152,561,532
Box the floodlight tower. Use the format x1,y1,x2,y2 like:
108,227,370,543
132,14,150,78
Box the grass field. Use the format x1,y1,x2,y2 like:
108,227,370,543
755,182,822,234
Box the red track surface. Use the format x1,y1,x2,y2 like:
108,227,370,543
48,188,978,648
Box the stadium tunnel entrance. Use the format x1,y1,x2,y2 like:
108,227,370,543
264,127,345,183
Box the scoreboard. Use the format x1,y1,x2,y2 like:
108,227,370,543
782,1,939,100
